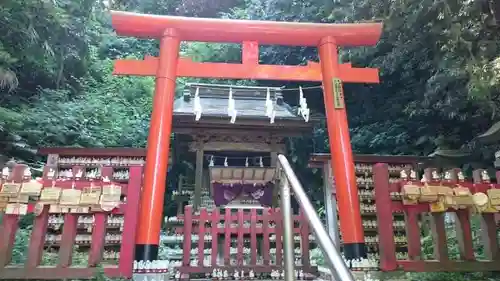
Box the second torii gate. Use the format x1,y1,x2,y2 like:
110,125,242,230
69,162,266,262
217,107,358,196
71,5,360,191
111,11,383,262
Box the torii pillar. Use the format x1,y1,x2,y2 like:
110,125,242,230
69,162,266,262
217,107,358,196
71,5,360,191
111,11,383,262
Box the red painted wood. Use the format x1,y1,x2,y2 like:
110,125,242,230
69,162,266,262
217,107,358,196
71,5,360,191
117,165,143,277
0,165,24,268
373,163,398,271
299,209,310,267
211,208,219,267
250,209,257,265
372,163,500,272
404,207,422,260
430,213,448,261
198,208,207,266
58,214,78,267
183,205,193,267
0,159,141,279
236,209,244,265
88,213,107,266
176,207,318,279
224,210,231,265
480,214,499,260
0,266,121,280
38,147,147,157
0,215,19,267
274,208,283,266
210,208,220,266
455,210,475,261
262,209,271,266
398,260,500,272
175,226,302,235
26,206,49,268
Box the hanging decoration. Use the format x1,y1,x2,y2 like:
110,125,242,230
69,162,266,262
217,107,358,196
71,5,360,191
297,86,310,122
186,84,320,124
193,87,202,121
265,88,276,124
205,154,271,167
227,87,237,123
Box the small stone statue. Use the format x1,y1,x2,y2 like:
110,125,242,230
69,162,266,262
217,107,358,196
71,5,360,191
481,170,490,182
457,171,465,181
399,170,408,180
409,170,417,180
431,170,441,181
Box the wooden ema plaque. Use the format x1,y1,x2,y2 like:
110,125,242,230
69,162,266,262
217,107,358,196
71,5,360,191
0,182,21,197
80,183,102,212
5,202,28,215
8,194,29,204
20,180,43,197
59,188,82,213
99,184,121,211
40,186,62,205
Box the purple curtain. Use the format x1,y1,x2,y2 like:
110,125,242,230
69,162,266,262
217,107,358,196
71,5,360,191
212,183,274,207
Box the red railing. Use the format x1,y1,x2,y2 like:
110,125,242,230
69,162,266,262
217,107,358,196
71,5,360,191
374,164,500,272
174,206,317,278
0,164,143,279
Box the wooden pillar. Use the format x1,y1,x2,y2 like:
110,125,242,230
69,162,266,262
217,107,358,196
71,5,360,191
135,28,180,262
194,143,204,210
318,36,365,259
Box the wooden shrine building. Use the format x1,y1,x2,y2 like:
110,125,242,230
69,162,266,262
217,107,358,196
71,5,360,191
172,83,315,211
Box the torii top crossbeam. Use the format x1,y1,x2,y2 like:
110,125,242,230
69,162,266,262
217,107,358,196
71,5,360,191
111,11,382,46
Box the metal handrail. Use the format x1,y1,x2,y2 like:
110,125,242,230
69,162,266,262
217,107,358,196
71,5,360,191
277,154,354,281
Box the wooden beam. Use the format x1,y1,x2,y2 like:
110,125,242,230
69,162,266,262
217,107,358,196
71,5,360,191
113,57,379,83
111,11,383,47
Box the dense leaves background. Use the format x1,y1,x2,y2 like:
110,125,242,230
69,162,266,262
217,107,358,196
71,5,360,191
1,0,500,280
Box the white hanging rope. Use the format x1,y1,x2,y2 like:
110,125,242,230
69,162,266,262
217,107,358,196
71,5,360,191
193,87,202,121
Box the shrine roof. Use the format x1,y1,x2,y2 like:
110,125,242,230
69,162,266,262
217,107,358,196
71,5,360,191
173,83,307,121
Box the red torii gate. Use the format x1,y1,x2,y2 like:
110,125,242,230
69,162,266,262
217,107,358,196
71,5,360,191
111,11,383,262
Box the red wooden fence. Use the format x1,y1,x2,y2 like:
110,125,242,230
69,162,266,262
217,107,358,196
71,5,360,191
374,163,500,272
0,164,142,280
175,206,318,279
